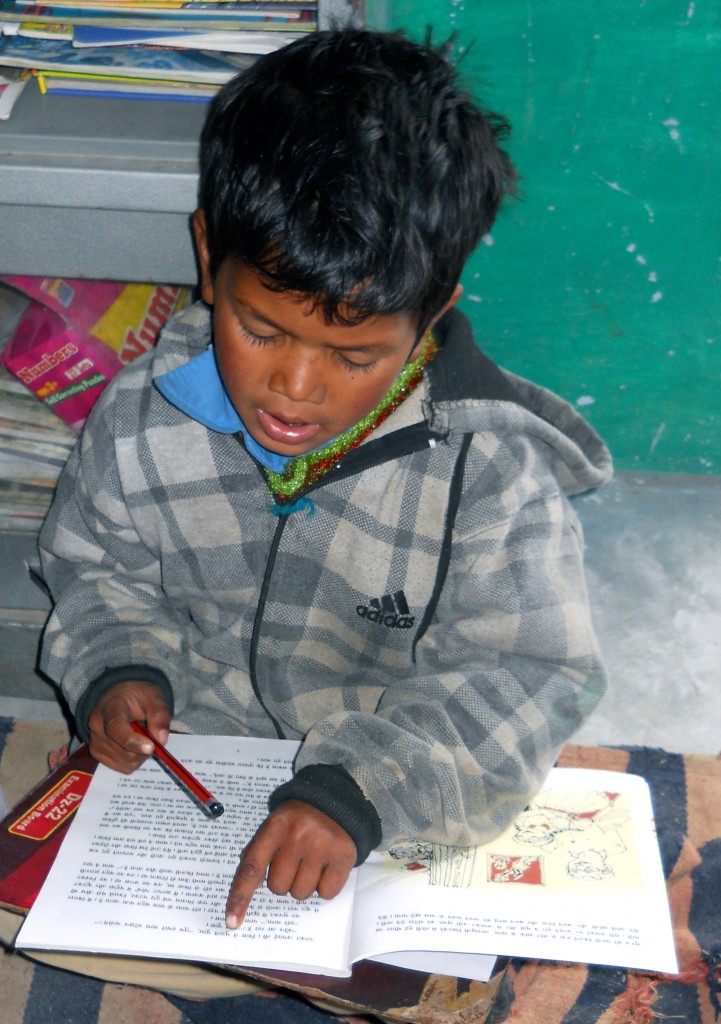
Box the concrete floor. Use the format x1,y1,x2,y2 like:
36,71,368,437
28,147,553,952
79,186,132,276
572,473,720,755
0,471,719,755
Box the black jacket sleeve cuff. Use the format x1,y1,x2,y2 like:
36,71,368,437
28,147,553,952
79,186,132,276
268,763,383,866
74,664,174,744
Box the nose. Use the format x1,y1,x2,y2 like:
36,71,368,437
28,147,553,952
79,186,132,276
268,345,325,405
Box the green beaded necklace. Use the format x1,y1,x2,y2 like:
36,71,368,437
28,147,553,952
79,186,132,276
265,332,438,504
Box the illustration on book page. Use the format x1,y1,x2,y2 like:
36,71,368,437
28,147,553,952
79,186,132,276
383,786,638,896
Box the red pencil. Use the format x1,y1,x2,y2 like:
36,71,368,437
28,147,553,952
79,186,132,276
130,721,224,819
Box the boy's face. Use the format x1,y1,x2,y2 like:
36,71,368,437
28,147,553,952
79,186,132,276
194,212,460,457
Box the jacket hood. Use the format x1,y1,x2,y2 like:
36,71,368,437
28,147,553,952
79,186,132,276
427,308,613,498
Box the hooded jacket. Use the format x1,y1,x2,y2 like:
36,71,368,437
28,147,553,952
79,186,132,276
39,301,612,862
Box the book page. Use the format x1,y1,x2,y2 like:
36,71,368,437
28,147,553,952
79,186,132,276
349,768,678,975
368,949,497,983
17,736,357,977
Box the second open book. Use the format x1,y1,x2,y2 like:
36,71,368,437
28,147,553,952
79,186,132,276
16,736,677,980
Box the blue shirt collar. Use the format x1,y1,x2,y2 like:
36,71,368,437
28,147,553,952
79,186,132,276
154,346,291,473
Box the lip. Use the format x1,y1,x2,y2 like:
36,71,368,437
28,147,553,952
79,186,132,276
257,409,322,448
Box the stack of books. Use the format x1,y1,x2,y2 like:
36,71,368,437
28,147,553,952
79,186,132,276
0,0,315,104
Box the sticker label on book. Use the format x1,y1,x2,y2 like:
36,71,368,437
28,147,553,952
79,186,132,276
9,771,93,841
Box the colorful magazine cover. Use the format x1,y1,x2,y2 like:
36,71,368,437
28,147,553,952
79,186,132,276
1,276,190,432
0,33,257,79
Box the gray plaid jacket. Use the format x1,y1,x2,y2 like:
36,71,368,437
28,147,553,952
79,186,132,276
39,301,612,852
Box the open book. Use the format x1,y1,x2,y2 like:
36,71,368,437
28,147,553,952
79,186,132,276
15,736,677,979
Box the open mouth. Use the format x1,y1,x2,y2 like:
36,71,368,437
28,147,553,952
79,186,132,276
257,409,321,447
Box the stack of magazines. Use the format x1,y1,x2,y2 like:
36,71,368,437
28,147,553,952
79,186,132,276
0,0,315,104
0,284,75,533
0,362,76,532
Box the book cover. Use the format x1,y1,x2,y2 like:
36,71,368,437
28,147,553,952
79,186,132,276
0,744,97,912
0,33,258,80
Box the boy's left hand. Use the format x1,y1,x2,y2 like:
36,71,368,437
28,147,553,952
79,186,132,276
225,800,357,928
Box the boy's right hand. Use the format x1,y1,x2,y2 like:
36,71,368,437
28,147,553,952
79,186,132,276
86,681,172,774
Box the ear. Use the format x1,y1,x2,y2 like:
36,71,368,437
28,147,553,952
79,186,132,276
192,209,215,306
409,284,464,360
426,284,463,336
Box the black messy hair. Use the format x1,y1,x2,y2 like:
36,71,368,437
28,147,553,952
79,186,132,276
198,29,516,334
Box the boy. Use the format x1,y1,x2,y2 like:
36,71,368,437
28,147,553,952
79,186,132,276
39,28,612,934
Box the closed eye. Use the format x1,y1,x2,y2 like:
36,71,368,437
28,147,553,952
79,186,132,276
337,353,378,374
237,322,281,347
238,315,380,373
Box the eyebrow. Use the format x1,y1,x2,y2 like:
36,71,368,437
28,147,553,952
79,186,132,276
238,302,287,334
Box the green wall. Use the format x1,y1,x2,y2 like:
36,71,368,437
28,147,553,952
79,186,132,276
387,1,720,475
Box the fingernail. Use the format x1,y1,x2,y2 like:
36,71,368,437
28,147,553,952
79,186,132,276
226,913,238,930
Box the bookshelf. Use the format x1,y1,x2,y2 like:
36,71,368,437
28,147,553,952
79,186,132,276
0,0,386,285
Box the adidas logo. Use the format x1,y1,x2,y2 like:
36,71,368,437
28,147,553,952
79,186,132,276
356,590,415,629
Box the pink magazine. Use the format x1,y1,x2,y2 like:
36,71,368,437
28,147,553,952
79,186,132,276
1,276,189,432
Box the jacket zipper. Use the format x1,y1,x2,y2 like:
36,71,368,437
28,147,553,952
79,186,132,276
248,513,287,738
246,421,451,735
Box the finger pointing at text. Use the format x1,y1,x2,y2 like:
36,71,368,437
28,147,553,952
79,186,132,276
225,799,357,929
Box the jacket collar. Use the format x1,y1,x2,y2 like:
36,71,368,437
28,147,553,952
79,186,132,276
153,305,528,450
428,308,528,408
154,346,291,472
